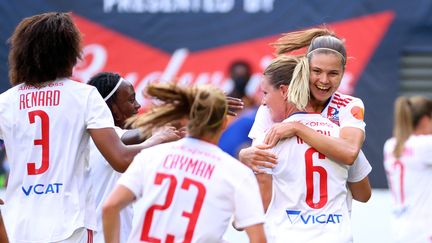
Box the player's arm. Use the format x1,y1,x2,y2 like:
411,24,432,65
102,185,135,243
244,224,267,243
121,125,183,145
120,128,144,145
256,173,272,212
89,128,159,172
264,122,363,165
296,124,363,165
348,177,371,202
238,145,277,173
0,213,8,243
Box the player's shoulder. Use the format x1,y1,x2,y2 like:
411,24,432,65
331,92,363,107
0,86,16,99
137,140,175,157
411,134,432,147
383,137,396,151
286,112,337,127
62,78,95,92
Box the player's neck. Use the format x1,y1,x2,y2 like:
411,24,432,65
195,133,221,146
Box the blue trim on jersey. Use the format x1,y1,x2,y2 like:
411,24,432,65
321,95,333,113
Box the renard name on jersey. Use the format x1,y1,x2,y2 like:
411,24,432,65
19,89,61,110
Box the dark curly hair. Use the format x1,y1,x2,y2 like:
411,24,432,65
8,12,82,86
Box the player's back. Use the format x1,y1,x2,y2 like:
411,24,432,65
383,135,432,243
265,113,351,243
0,78,113,242
120,137,264,243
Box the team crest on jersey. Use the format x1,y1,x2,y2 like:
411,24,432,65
327,106,340,126
286,209,343,224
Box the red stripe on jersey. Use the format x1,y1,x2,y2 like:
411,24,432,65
330,100,349,108
333,92,352,100
332,96,352,103
87,229,93,243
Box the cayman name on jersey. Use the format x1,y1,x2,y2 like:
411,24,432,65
285,210,343,225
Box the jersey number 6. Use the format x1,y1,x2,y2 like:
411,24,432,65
305,147,328,209
141,173,206,243
27,110,50,175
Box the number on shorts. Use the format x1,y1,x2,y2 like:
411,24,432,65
305,147,328,209
141,173,206,243
27,110,50,175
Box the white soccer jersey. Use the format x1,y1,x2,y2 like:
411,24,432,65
263,113,352,243
0,78,114,243
248,91,365,140
383,136,432,243
118,137,265,243
90,126,133,243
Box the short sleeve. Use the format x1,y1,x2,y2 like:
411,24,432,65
339,98,366,132
117,154,145,198
85,88,114,129
348,150,372,183
248,105,274,140
233,172,265,228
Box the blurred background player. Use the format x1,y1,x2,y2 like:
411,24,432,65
383,96,432,243
102,83,266,243
219,60,261,158
87,72,184,243
1,12,160,242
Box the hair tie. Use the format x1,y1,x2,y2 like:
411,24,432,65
104,78,125,101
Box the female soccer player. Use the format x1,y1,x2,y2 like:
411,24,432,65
255,55,361,242
240,28,371,204
384,96,432,243
0,12,159,242
246,28,366,166
102,83,266,243
88,72,183,243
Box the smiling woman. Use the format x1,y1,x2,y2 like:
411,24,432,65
238,28,372,240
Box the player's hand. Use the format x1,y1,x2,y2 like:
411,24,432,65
239,145,277,173
0,199,3,205
226,96,244,116
263,122,298,148
150,125,184,144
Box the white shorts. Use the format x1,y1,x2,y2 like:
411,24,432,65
51,228,93,243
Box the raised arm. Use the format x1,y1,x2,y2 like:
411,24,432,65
121,125,183,145
89,128,156,172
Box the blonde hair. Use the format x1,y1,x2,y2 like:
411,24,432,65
393,96,432,158
263,55,309,111
288,56,310,110
129,83,227,139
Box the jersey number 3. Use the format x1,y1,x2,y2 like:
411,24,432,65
27,110,50,175
141,173,206,243
305,147,328,209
